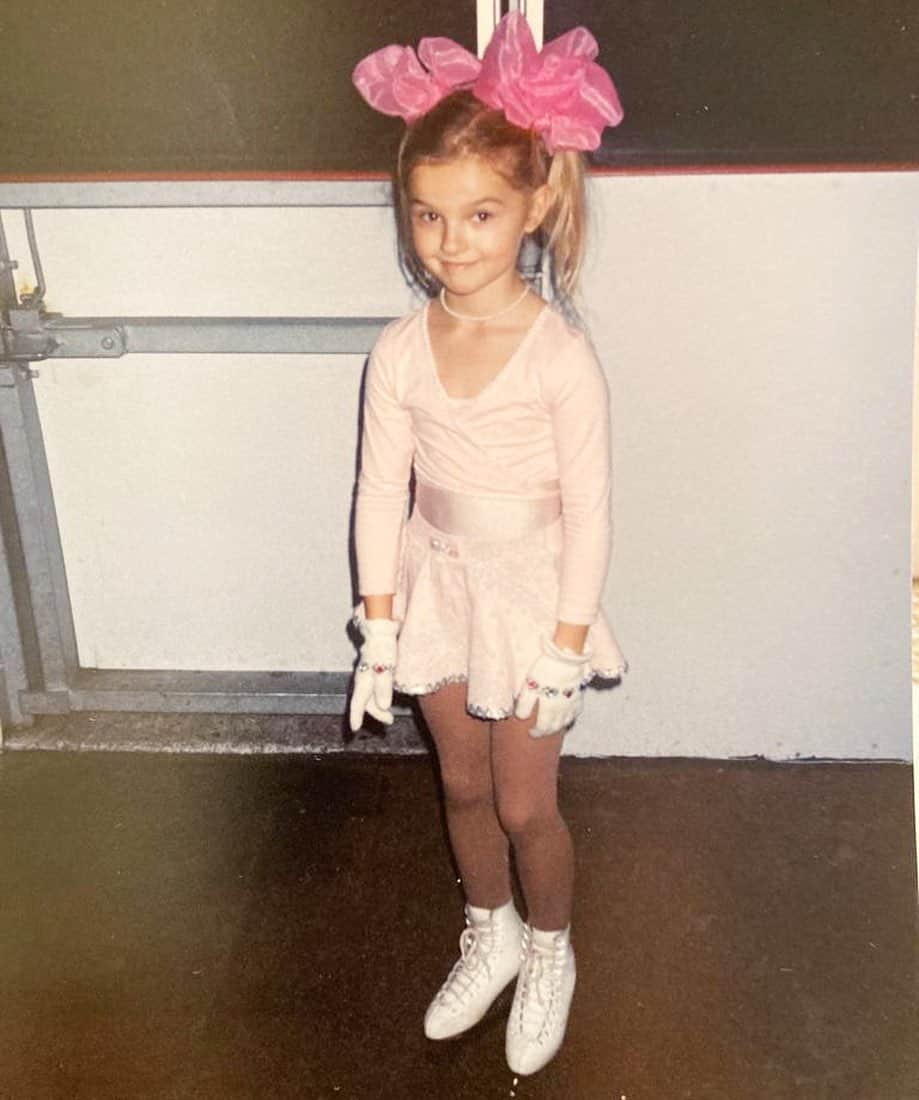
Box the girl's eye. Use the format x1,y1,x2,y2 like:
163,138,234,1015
473,211,493,223
417,210,439,223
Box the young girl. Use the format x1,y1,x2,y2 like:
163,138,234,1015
348,12,627,1077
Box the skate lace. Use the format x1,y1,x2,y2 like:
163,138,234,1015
435,925,496,1009
514,929,566,1043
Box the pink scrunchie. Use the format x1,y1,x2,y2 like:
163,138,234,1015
352,12,623,153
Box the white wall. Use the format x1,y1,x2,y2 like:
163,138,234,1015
577,172,917,759
3,170,917,759
913,253,919,578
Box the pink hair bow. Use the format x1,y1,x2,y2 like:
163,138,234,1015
352,12,624,153
474,13,624,153
352,38,481,124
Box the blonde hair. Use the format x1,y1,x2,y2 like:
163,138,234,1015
393,90,587,306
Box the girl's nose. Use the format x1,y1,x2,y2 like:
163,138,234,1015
440,220,466,255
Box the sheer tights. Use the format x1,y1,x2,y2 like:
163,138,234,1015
419,681,574,932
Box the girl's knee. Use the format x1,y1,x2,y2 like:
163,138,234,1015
495,795,561,841
440,764,494,811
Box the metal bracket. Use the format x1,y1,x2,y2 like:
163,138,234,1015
0,209,71,370
0,308,124,364
1,306,58,364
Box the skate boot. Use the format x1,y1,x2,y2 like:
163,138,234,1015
424,899,525,1040
505,923,576,1075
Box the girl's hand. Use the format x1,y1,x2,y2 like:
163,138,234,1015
515,637,592,737
349,617,399,731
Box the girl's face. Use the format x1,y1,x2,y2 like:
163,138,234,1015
408,155,550,311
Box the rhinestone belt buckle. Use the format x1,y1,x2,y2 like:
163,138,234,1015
430,536,459,558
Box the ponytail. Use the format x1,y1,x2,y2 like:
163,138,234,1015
540,151,587,306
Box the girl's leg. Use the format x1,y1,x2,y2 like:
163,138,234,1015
421,684,525,1042
491,716,574,931
496,718,578,1076
419,681,512,909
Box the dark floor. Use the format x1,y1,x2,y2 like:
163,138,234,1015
0,719,917,1100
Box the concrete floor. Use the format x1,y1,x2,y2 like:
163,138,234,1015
0,717,916,1099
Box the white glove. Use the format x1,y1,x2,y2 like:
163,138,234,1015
515,637,592,737
349,617,399,732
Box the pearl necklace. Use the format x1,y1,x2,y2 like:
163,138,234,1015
439,283,530,323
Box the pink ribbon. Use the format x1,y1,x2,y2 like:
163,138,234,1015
352,12,624,153
352,38,481,125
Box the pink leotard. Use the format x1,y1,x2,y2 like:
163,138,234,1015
355,300,613,626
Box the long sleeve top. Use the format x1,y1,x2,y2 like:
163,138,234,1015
354,301,613,625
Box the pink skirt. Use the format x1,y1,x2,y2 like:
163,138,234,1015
391,484,628,720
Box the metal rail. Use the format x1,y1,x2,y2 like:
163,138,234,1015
0,179,391,210
2,315,392,362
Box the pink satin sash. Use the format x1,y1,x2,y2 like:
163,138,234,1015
415,480,561,540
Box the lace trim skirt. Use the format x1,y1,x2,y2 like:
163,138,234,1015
391,502,627,721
